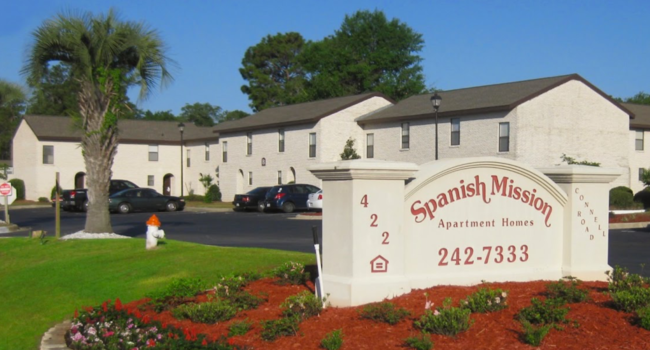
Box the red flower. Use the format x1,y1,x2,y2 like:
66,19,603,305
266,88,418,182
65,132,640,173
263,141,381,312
102,301,108,312
74,309,78,318
146,339,156,347
228,338,235,345
134,310,142,319
142,315,151,324
202,339,208,346
115,298,122,311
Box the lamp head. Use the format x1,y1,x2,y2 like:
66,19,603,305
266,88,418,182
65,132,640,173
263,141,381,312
430,93,442,111
178,122,185,132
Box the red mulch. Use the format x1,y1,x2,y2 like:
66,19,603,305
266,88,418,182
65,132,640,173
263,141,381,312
609,212,650,224
126,278,650,350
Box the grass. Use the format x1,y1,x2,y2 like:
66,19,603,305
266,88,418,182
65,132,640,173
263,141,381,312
0,237,314,350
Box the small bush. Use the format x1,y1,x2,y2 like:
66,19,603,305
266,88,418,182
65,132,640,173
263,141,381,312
50,185,62,199
146,277,208,312
183,193,204,202
610,186,634,208
8,178,25,200
272,261,309,285
229,291,266,311
637,306,650,330
320,329,344,350
260,316,300,341
461,287,509,313
414,297,473,336
546,276,589,304
609,287,650,312
359,302,411,325
633,188,650,209
213,273,260,297
404,333,434,350
228,319,252,336
517,298,569,326
606,266,649,293
38,197,49,203
171,300,237,324
519,317,552,346
281,291,323,321
207,184,222,202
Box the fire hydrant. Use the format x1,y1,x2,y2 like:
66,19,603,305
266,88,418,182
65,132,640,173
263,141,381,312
145,214,165,250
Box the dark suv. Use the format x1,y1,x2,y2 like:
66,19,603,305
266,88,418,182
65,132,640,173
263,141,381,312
259,184,321,213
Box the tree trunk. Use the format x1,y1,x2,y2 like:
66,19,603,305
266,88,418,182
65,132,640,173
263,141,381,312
78,81,118,234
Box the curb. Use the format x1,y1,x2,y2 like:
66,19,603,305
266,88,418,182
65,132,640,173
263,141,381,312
609,222,650,229
40,320,70,350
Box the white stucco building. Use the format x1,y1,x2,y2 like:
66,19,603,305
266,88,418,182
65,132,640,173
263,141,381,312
11,73,650,201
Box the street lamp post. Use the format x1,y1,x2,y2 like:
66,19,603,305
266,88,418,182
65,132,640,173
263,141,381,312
178,122,185,197
430,93,442,160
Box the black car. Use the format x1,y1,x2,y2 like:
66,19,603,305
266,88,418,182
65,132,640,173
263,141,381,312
260,184,321,213
232,186,272,211
108,188,185,214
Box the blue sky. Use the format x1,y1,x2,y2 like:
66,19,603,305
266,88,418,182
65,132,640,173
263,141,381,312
2,0,649,115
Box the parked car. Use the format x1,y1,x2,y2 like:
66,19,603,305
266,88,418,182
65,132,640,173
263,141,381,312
260,184,321,213
307,190,323,211
109,188,185,214
232,186,272,211
55,179,139,211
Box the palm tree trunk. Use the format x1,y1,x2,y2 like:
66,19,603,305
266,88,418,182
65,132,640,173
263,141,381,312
79,81,118,234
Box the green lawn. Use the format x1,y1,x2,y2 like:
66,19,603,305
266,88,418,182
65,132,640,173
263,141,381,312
0,237,314,350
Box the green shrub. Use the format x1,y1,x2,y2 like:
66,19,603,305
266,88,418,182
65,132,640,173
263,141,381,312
8,179,24,200
260,316,300,341
229,290,266,311
281,291,323,321
517,298,569,326
610,186,634,208
183,193,204,202
404,333,434,350
609,287,650,312
50,185,62,199
146,277,208,312
272,261,309,285
637,306,650,330
171,300,237,324
519,318,552,346
414,297,473,336
213,273,261,297
38,197,49,203
606,266,649,293
207,184,222,202
461,287,508,313
358,302,411,325
633,188,650,209
228,319,252,336
546,276,589,304
320,329,344,350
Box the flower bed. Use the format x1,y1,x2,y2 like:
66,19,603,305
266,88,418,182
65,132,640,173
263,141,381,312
67,266,650,350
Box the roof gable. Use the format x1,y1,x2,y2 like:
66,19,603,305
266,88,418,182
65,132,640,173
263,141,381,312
213,92,393,133
625,103,650,129
358,74,633,124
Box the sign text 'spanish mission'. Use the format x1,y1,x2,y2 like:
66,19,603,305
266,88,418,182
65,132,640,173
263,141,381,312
410,175,554,227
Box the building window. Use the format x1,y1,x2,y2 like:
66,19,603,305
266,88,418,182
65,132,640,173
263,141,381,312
309,133,316,158
366,133,374,158
451,118,460,146
636,130,644,151
640,168,645,181
43,145,54,164
499,122,510,152
186,149,191,167
401,123,410,149
222,142,228,163
205,143,210,161
147,175,154,186
278,129,285,152
246,132,253,155
148,145,158,161
248,171,253,185
278,171,282,185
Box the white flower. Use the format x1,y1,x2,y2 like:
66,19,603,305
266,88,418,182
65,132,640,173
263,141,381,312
425,300,433,310
87,326,97,336
502,292,508,298
487,300,492,306
433,310,440,316
495,297,501,304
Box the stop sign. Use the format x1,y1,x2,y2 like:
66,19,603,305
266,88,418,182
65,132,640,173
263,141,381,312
0,182,11,196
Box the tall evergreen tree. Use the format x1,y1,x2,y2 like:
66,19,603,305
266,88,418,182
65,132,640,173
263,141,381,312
23,9,174,234
0,80,27,160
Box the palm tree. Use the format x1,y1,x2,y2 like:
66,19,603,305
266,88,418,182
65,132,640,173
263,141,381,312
22,9,174,233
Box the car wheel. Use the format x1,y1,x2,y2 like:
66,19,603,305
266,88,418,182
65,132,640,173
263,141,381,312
282,202,295,213
118,203,131,214
257,201,266,213
166,201,178,212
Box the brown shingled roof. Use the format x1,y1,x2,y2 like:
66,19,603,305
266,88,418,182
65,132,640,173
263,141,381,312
212,92,393,133
358,74,633,124
625,103,650,129
22,115,218,145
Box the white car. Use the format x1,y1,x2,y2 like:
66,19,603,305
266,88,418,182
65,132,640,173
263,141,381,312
307,190,323,210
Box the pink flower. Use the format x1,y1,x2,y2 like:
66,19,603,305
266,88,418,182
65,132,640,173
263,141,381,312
425,300,433,310
433,310,440,316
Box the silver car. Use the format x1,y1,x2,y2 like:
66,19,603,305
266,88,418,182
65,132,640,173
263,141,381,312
307,190,323,210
